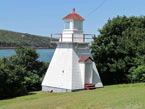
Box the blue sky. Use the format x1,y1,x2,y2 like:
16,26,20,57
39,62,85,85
0,0,145,37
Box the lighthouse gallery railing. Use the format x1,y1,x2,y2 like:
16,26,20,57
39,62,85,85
50,33,96,43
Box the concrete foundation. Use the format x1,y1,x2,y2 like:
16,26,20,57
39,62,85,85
42,86,72,92
42,86,85,93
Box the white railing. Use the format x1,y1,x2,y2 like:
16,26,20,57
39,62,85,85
50,33,96,43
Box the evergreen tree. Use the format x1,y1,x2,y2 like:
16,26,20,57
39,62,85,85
91,16,145,85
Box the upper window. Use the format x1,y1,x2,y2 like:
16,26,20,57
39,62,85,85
65,22,70,29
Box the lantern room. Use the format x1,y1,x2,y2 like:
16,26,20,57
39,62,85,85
63,8,84,32
50,8,95,43
61,8,85,42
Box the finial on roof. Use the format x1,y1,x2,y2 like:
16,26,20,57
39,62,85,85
72,8,75,13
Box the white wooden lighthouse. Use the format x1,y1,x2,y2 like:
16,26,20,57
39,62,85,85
42,8,103,92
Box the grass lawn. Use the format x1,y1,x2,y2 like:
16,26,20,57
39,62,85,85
0,83,145,109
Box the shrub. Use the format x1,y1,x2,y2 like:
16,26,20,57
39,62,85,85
0,47,49,99
128,65,145,83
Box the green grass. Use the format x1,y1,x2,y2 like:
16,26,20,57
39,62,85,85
0,83,145,109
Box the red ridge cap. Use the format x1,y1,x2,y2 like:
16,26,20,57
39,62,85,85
63,8,85,21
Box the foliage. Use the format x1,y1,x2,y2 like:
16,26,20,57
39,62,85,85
0,29,57,48
91,15,145,85
0,47,49,99
0,83,145,109
0,57,27,99
127,65,145,83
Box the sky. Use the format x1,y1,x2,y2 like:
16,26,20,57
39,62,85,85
1,0,145,37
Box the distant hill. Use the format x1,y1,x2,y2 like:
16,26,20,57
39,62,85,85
0,29,57,49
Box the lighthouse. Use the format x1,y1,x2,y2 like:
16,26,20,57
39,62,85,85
42,8,103,92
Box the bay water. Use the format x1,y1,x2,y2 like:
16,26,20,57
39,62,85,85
0,49,55,62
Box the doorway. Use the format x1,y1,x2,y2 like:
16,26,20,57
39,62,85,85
85,63,92,84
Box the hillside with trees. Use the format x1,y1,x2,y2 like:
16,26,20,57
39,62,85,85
91,15,145,85
0,29,57,49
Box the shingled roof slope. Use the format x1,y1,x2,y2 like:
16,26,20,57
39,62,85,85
63,8,84,21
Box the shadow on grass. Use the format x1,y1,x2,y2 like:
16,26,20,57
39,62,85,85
0,92,37,100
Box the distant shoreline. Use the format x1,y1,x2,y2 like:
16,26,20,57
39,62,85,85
0,47,55,50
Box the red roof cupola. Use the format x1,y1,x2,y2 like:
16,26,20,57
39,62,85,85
63,8,85,21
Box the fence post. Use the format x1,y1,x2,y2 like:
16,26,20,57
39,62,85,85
72,33,74,43
61,33,62,42
83,34,85,43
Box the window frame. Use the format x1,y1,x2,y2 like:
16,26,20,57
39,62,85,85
64,22,70,29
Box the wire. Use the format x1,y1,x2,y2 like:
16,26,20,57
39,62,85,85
85,0,107,19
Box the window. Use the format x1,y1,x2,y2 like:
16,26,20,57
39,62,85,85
65,22,70,29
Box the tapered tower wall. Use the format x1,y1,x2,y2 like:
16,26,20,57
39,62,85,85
42,43,73,92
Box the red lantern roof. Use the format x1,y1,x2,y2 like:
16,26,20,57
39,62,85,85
63,8,85,21
78,56,93,62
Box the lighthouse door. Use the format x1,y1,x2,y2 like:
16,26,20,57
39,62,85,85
85,63,92,84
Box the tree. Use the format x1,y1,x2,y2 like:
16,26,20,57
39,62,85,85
91,15,145,85
0,57,27,99
11,47,49,91
0,47,49,99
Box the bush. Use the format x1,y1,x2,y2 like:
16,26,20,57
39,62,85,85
0,57,27,99
128,65,145,83
0,47,49,99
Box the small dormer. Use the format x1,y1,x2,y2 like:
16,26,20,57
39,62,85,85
78,56,93,63
63,8,84,32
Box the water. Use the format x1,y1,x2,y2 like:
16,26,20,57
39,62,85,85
0,49,55,62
